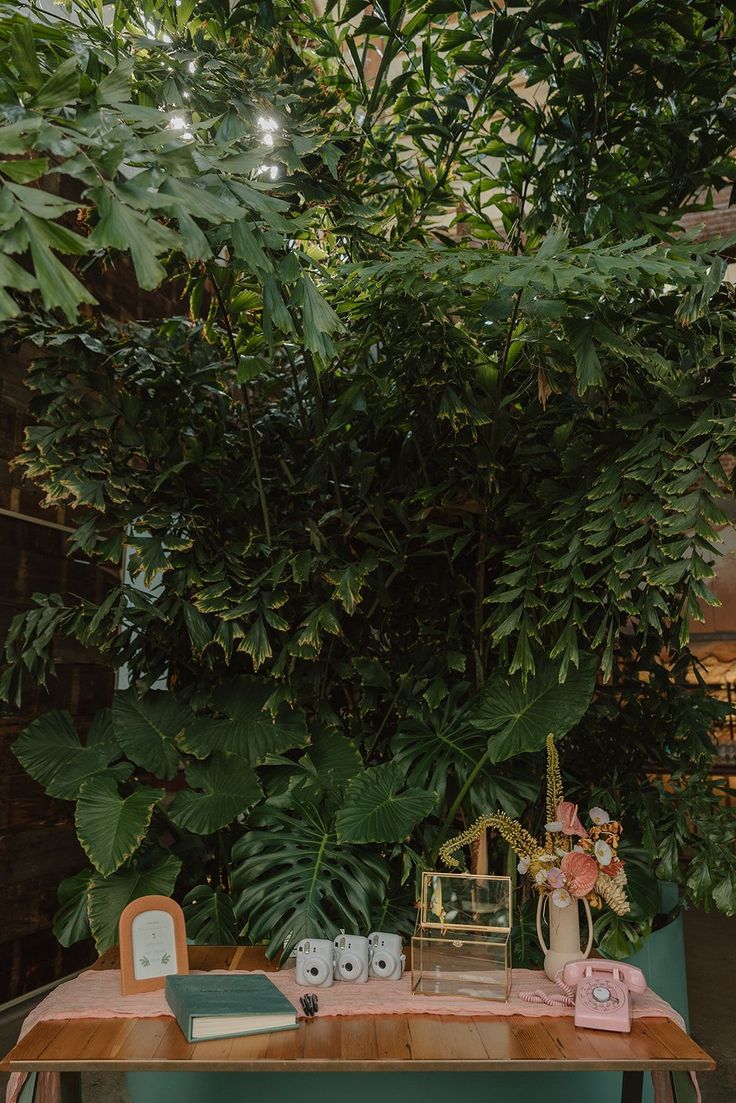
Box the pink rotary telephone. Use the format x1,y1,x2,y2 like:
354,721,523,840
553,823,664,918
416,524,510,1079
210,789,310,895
561,959,647,1033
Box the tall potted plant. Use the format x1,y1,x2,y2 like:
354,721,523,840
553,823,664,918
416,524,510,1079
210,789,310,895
1,0,735,991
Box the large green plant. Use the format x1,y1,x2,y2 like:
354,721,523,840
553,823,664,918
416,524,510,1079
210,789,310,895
3,0,736,959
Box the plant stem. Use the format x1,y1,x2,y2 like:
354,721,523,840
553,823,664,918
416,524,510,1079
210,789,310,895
217,828,230,893
408,6,539,235
362,2,403,128
364,682,404,760
473,509,487,691
302,347,344,512
284,345,308,429
208,268,273,547
431,749,489,864
576,1,618,227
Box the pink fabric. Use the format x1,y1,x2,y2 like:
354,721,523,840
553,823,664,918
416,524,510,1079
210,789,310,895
6,967,698,1103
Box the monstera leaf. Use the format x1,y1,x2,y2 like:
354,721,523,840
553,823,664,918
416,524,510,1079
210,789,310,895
13,708,120,799
168,754,262,834
391,695,486,811
112,688,191,779
392,692,539,820
179,676,308,765
471,655,597,763
231,803,388,957
335,762,436,844
183,884,239,944
87,853,182,952
479,771,540,820
76,775,164,876
53,869,93,947
594,911,653,960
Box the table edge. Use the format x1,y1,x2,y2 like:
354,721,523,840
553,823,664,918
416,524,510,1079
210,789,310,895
7,1056,717,1073
3,1013,716,1075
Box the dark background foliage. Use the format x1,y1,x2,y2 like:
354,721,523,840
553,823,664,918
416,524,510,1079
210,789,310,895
2,0,736,962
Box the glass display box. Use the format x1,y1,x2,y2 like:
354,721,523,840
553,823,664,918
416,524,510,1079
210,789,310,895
411,871,511,1001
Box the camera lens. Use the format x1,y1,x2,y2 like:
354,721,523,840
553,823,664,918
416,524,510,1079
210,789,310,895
370,950,399,979
344,961,353,973
303,956,329,985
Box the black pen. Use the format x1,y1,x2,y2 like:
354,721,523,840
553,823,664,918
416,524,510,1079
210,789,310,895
312,995,319,1014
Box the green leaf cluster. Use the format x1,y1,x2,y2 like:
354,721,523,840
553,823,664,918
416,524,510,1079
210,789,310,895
4,0,736,960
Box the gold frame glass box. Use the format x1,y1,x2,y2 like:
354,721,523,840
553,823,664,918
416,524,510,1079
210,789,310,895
411,871,511,1001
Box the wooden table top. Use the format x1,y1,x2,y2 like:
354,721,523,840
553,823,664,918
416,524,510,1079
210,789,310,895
2,946,716,1075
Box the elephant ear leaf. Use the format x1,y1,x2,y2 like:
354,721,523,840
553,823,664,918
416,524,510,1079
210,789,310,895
112,688,191,779
471,654,597,764
336,762,436,844
305,729,362,787
87,853,182,952
168,753,262,834
76,775,164,876
183,884,238,944
180,675,308,765
13,708,120,799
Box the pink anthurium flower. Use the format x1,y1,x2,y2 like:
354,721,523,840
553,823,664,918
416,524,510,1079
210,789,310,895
560,851,598,898
556,801,589,838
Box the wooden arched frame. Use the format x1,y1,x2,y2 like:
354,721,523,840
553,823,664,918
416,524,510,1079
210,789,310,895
118,895,189,996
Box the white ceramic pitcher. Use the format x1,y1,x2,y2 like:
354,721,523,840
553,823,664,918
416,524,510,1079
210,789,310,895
536,894,594,981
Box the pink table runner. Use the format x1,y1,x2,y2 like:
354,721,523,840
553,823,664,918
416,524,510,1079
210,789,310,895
6,968,697,1103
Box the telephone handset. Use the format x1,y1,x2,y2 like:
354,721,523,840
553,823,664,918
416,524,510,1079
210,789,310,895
562,959,647,1033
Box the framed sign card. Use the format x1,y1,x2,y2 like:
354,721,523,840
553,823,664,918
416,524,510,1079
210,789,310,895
119,895,189,996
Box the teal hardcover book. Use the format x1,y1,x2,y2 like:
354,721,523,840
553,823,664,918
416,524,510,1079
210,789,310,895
165,974,299,1043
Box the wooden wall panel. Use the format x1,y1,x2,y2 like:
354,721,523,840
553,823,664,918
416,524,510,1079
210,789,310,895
0,257,184,1003
0,349,112,1003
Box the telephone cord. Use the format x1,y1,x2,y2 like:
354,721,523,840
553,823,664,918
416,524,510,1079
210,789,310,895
518,969,576,1007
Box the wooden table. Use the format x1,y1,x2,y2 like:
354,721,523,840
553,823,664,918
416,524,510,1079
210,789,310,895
1,947,714,1103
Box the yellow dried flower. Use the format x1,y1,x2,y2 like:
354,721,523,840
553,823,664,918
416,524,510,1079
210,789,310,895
439,737,630,926
440,811,538,868
545,734,564,826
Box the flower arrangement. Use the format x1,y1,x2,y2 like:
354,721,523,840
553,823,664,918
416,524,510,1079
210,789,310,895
439,736,630,916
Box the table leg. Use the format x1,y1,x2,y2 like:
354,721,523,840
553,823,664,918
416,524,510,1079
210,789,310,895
620,1070,644,1103
59,1071,83,1103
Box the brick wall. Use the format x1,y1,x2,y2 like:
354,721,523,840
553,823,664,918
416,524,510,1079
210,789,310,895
0,349,114,1002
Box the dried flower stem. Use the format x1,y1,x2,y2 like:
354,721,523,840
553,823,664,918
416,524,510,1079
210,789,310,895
440,811,538,868
545,734,563,825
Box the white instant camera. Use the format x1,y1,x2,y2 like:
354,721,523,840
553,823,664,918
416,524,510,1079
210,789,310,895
295,938,335,988
333,933,371,982
368,931,405,981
